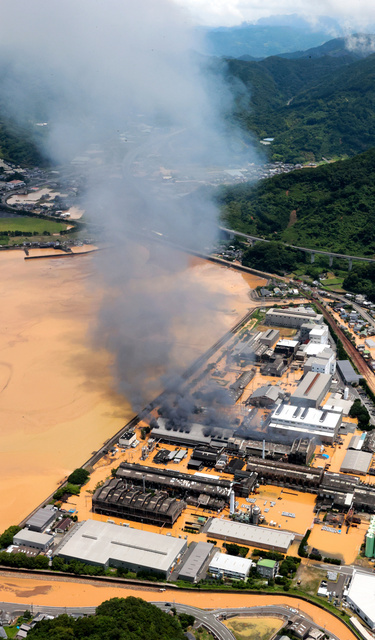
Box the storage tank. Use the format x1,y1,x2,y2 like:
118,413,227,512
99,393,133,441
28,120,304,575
365,532,375,558
252,505,261,525
230,490,235,515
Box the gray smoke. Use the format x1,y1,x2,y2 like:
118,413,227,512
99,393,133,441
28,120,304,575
0,0,258,415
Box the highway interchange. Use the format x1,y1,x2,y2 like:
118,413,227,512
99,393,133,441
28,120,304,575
0,600,346,640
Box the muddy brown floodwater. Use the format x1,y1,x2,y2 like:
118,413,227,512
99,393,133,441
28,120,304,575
0,248,265,531
0,573,357,640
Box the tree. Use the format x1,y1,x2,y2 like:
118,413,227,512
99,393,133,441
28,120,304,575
0,525,21,549
349,399,370,429
67,468,90,485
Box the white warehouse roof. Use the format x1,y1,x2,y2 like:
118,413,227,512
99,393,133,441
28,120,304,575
56,519,186,574
270,404,341,438
209,551,252,576
14,528,54,547
276,339,299,348
206,518,294,553
347,571,375,630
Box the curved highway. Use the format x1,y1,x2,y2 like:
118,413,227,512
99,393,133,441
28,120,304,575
219,226,375,264
0,599,352,640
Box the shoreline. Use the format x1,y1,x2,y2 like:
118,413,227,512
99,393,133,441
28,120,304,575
18,306,258,527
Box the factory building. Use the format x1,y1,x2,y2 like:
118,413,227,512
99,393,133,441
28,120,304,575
55,520,187,578
229,370,255,402
269,404,341,442
340,450,372,476
247,385,284,408
337,360,362,385
265,307,323,328
13,529,54,553
208,552,253,580
118,431,136,448
115,462,232,507
291,372,332,409
189,447,219,468
303,350,336,376
364,431,375,453
177,541,214,583
317,473,375,513
322,396,352,416
92,479,185,526
244,439,290,460
288,438,316,466
257,558,279,579
246,457,323,489
260,356,286,377
346,571,375,630
206,518,294,553
259,329,280,347
274,339,299,358
296,342,334,363
151,418,235,448
25,506,56,532
309,325,329,344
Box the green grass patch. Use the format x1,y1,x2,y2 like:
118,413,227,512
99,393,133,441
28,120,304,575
5,625,19,638
0,216,67,234
321,277,344,286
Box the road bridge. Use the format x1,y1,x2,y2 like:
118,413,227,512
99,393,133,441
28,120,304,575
220,226,375,271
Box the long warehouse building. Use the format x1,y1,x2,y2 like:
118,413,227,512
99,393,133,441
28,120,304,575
55,519,187,578
92,479,185,526
116,462,232,508
291,372,332,409
206,518,294,553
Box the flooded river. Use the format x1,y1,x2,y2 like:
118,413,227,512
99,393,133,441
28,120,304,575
0,573,357,640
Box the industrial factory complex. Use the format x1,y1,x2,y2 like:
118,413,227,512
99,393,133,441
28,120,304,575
12,303,375,634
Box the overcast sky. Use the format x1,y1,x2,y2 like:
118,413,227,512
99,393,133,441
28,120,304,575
175,0,375,28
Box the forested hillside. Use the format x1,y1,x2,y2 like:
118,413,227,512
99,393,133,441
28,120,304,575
226,51,375,162
219,148,375,255
0,117,47,166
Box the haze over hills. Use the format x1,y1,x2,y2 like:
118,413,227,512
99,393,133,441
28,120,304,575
203,24,331,59
219,147,375,256
278,34,375,60
226,50,375,162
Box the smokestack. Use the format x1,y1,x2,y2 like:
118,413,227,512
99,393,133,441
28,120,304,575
230,490,235,516
262,439,266,460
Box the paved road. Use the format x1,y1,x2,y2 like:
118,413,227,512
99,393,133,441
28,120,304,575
220,226,375,264
0,599,349,640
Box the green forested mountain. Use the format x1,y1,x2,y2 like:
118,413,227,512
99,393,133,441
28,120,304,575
219,148,375,255
28,597,186,640
227,52,375,162
279,34,375,60
0,117,47,166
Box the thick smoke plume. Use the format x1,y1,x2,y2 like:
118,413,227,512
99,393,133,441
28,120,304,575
0,1,256,416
